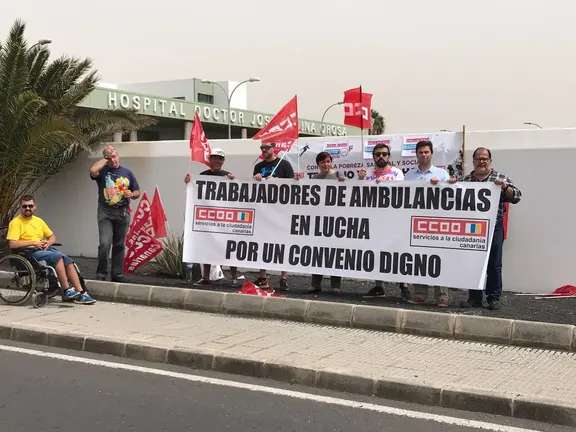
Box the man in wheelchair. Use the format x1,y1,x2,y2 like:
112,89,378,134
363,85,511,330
6,195,96,305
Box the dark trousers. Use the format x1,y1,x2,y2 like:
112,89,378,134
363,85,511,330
96,204,130,279
311,274,342,289
470,219,504,302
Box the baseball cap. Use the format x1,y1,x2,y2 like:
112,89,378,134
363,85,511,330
210,148,225,158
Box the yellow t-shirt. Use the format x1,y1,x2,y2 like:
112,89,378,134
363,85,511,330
6,215,53,243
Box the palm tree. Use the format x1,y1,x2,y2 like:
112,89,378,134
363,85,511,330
369,109,386,135
0,19,155,248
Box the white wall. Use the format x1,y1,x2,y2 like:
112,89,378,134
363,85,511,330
213,81,248,110
34,129,576,294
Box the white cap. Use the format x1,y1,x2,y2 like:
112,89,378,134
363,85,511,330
211,148,225,158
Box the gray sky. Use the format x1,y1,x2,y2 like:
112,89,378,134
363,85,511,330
2,0,575,133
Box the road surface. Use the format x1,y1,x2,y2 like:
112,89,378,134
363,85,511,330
0,341,570,432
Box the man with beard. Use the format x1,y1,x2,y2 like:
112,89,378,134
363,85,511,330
184,148,241,287
6,195,96,304
456,147,522,310
253,143,294,291
359,143,413,302
404,140,457,307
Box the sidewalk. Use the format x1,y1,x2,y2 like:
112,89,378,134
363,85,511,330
0,301,575,426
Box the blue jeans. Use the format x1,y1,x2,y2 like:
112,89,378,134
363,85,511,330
470,219,504,302
28,247,73,267
96,204,130,279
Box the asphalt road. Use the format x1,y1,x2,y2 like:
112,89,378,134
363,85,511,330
0,341,571,432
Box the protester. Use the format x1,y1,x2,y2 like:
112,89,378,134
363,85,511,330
6,195,96,304
184,148,241,288
457,147,522,310
89,145,140,282
253,143,295,291
295,151,345,294
404,140,457,307
359,143,413,302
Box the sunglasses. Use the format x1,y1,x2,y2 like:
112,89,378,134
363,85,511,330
260,146,272,151
21,205,34,209
374,152,389,158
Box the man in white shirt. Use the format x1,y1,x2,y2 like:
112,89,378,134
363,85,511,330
404,140,457,307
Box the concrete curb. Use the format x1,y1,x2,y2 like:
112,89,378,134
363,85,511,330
85,280,576,353
0,322,574,427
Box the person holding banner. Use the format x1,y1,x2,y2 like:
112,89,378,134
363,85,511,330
404,140,456,307
184,148,241,288
457,147,522,310
253,143,295,290
295,151,345,294
358,143,413,303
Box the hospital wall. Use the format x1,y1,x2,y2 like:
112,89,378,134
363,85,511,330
33,128,575,294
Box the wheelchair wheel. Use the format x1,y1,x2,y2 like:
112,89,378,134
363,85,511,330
0,254,36,305
32,292,48,309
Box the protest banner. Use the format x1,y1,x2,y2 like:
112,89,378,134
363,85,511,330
280,132,463,181
183,178,500,290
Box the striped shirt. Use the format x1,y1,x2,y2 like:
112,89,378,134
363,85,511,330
462,169,521,222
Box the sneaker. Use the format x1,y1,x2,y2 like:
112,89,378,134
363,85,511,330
63,288,82,300
487,299,500,310
306,287,321,294
413,296,426,305
332,287,341,295
254,277,269,289
230,279,240,288
362,287,385,299
400,286,413,303
193,278,211,287
278,278,289,291
74,292,96,305
460,299,483,308
437,298,449,308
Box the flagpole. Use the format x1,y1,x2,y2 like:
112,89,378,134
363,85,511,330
297,139,300,176
269,145,290,178
359,84,364,156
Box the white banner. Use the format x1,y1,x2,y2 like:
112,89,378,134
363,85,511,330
279,132,463,181
183,178,500,290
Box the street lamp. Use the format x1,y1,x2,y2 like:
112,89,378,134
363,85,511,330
28,39,52,52
200,77,260,139
320,101,344,136
524,122,542,129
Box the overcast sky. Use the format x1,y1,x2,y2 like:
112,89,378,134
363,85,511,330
2,0,575,133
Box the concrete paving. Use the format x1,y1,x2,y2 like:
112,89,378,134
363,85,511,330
0,301,575,426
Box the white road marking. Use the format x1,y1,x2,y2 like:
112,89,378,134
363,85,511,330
0,344,542,432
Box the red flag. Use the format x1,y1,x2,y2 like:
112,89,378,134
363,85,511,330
123,231,163,275
151,186,168,239
190,112,211,167
343,86,372,129
253,96,299,144
503,202,510,240
125,192,154,248
124,191,165,274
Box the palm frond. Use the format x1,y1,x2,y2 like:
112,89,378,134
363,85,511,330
0,18,155,228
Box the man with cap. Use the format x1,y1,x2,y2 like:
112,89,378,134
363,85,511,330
252,142,295,291
184,148,242,287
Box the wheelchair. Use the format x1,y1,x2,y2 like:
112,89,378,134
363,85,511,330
0,243,88,308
